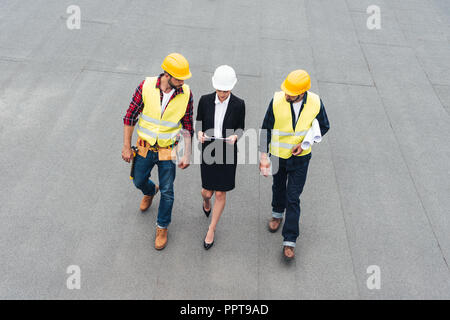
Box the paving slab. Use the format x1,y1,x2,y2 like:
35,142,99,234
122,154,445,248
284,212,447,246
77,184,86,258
362,43,450,268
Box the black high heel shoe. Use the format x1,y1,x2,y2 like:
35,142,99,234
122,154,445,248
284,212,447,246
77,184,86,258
203,230,215,250
203,239,214,250
202,201,211,218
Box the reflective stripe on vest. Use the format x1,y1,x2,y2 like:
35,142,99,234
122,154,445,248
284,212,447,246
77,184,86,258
270,91,321,159
137,76,190,147
139,113,181,129
135,124,179,140
273,129,309,137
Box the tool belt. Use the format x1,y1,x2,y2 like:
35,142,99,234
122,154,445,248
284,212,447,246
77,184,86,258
137,137,176,161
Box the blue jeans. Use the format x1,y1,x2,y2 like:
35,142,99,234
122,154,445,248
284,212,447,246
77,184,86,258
132,150,176,228
271,154,311,247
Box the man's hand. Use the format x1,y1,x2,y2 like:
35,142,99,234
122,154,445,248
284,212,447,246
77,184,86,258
259,153,270,177
291,144,303,156
122,146,134,163
178,154,190,169
226,134,238,145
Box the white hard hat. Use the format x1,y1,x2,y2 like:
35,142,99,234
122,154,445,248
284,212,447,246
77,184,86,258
212,65,237,91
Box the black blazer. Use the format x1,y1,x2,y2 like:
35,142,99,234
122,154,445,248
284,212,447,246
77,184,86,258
196,92,245,139
196,92,245,164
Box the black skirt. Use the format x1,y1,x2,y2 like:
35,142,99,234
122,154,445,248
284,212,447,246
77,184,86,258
200,140,238,192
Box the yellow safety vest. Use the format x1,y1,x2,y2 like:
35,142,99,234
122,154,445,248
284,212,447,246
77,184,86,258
136,77,190,147
270,91,321,159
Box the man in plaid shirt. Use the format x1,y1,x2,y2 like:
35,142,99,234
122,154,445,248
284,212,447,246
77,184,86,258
122,53,193,250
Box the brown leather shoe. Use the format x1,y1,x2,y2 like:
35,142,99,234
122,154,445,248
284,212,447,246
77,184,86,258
155,227,168,250
268,217,282,233
140,185,159,211
283,246,295,260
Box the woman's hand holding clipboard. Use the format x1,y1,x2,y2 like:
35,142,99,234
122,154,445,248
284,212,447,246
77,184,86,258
198,131,237,145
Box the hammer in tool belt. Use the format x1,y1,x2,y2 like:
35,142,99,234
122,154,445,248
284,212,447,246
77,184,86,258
129,146,138,180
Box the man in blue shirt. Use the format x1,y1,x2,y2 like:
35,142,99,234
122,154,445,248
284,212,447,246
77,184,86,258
259,70,330,260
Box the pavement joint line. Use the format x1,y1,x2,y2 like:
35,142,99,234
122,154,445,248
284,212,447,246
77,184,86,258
260,37,295,43
429,84,450,116
359,41,412,49
348,10,367,13
232,72,261,79
163,22,216,31
0,57,27,63
201,70,261,78
359,1,450,274
317,80,375,88
82,67,144,77
59,15,115,26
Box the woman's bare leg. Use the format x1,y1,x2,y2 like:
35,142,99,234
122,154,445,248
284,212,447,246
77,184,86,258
202,188,213,211
205,191,226,243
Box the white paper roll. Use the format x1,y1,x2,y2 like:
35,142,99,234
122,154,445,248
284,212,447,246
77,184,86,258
301,119,322,149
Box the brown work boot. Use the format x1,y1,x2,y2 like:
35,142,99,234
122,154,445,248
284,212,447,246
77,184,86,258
155,227,168,250
268,217,282,233
140,185,159,211
283,246,295,260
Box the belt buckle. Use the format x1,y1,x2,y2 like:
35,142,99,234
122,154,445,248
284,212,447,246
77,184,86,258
147,143,158,152
151,143,173,151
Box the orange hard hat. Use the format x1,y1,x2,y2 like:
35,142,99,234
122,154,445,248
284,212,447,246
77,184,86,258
281,70,311,96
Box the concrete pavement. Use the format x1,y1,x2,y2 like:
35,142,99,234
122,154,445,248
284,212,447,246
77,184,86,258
0,0,449,299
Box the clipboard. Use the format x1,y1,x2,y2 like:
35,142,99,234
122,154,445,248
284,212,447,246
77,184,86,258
204,136,231,142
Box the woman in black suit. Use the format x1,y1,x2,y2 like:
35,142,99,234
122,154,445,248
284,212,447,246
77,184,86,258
196,65,245,250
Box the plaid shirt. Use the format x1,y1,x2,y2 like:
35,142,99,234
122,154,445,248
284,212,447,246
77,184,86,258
123,74,194,137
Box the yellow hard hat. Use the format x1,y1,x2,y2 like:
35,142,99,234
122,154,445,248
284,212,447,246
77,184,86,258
281,70,311,96
161,53,192,80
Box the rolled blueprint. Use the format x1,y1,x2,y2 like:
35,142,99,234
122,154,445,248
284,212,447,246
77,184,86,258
301,119,322,150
